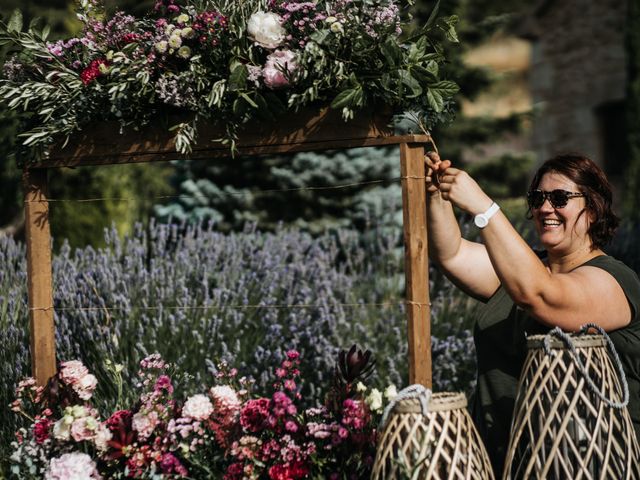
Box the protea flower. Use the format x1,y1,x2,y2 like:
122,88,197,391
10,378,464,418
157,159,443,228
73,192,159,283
336,344,375,384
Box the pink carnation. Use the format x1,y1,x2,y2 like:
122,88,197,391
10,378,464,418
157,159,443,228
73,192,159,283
132,411,159,440
210,385,241,422
45,452,102,480
59,360,89,385
71,417,95,442
262,50,297,89
240,398,270,432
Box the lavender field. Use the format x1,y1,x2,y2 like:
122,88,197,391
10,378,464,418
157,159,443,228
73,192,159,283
0,221,478,468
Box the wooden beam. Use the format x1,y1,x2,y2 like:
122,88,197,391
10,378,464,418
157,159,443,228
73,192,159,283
33,106,430,168
23,169,56,385
399,142,431,387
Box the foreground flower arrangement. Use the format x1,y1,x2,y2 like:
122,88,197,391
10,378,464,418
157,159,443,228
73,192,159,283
9,346,397,479
0,0,458,159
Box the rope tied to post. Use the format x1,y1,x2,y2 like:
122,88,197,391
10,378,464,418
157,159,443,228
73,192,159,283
379,384,432,429
542,323,629,409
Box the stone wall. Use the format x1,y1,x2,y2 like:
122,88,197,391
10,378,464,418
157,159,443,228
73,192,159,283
523,0,627,174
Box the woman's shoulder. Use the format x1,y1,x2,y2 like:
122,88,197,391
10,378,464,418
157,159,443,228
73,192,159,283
583,255,640,321
583,255,639,281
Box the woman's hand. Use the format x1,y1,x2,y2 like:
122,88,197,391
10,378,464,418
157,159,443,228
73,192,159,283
424,152,451,195
437,166,493,215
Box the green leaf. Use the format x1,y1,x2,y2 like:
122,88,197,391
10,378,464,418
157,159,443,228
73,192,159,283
429,80,459,97
239,92,258,108
443,16,459,43
330,86,362,109
252,92,273,120
425,0,440,29
425,60,439,78
42,25,50,41
7,9,23,33
228,63,248,91
426,89,444,112
399,70,422,98
380,39,401,67
309,29,330,45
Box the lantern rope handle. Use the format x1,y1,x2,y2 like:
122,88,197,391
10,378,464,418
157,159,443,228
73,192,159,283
542,323,629,409
380,384,432,429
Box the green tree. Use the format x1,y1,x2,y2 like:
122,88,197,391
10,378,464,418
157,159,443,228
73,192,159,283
1,0,172,247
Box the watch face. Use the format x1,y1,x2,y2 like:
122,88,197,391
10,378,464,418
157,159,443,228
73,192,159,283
474,215,488,228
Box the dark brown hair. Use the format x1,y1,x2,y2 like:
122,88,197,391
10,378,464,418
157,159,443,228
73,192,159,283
528,153,619,249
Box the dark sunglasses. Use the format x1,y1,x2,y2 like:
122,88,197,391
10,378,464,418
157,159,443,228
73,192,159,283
527,189,586,209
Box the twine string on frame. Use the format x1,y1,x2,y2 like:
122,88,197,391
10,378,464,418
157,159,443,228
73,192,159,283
542,323,629,409
24,176,428,204
379,384,432,429
28,300,431,313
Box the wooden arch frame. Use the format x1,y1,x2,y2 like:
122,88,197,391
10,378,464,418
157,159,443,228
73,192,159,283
23,107,433,388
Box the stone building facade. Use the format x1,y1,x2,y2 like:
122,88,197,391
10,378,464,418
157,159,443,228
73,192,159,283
520,0,628,181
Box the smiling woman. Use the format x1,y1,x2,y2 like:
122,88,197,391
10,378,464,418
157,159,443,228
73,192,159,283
424,152,640,476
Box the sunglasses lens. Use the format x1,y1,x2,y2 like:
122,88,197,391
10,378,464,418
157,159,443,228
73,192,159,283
549,190,569,208
528,191,544,209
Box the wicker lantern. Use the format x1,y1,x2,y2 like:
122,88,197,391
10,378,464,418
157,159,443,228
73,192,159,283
372,388,495,480
503,328,640,479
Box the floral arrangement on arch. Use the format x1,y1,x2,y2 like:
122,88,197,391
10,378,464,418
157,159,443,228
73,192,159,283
8,345,399,479
0,0,458,160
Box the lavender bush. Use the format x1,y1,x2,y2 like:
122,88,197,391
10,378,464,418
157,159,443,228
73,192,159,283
0,222,477,471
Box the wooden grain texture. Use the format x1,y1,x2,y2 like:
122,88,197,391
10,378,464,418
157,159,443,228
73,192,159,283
37,107,407,168
400,142,431,388
23,169,56,385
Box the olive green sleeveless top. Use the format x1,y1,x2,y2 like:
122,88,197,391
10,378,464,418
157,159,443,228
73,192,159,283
471,255,640,476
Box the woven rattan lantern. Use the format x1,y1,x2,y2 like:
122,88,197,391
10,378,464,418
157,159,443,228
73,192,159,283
372,388,495,479
503,328,640,479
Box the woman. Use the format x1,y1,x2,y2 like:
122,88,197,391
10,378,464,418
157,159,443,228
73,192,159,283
425,152,640,475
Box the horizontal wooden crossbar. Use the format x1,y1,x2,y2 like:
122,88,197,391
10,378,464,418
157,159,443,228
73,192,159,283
31,107,431,169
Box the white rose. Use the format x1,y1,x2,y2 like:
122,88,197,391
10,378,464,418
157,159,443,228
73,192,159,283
176,14,190,24
356,382,367,393
247,11,285,49
365,388,383,412
330,22,344,34
384,384,398,401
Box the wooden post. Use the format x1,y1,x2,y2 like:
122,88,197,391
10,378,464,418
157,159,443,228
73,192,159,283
399,142,431,387
23,168,56,385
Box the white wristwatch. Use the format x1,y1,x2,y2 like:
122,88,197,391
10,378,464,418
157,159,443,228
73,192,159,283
474,202,500,228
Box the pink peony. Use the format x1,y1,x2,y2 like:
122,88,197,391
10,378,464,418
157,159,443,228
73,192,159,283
182,394,214,420
59,361,89,385
45,452,102,480
262,50,297,89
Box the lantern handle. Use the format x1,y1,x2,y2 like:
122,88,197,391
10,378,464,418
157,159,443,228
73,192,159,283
542,323,629,409
379,384,432,428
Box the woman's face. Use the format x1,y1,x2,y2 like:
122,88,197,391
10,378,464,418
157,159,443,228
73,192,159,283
532,172,592,253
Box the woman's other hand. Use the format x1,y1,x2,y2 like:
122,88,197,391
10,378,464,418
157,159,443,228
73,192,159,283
424,151,451,194
438,166,493,215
